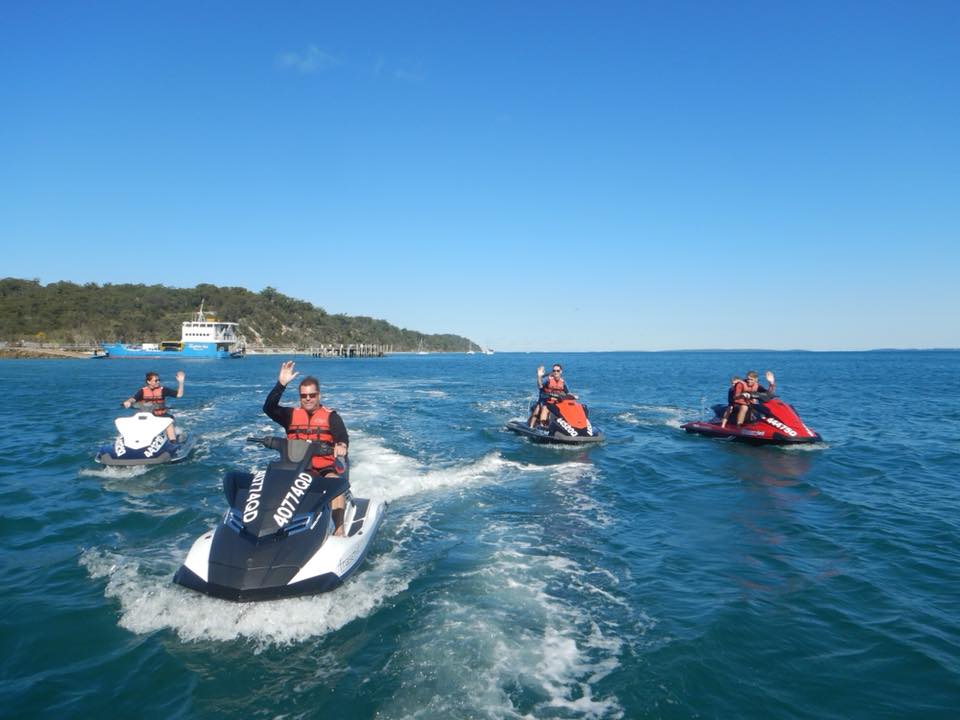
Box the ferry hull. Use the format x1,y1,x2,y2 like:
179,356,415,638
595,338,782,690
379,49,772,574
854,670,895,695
100,342,237,359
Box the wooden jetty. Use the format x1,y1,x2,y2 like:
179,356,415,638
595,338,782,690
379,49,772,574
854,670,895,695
244,344,390,358
309,343,389,358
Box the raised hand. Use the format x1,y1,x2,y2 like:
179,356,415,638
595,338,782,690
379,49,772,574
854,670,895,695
765,370,775,385
175,370,185,383
278,360,298,386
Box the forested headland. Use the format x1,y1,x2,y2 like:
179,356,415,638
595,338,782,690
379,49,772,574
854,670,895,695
0,278,478,352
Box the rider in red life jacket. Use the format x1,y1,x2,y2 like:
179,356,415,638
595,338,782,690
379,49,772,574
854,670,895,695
263,361,350,536
122,370,185,442
728,370,776,427
719,375,743,428
528,364,574,428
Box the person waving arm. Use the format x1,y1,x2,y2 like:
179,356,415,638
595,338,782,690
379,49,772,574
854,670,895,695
263,360,298,427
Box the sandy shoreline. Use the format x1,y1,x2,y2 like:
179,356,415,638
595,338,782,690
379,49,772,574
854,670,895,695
0,348,92,360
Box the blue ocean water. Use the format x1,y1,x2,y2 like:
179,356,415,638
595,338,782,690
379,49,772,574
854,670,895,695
1,351,958,719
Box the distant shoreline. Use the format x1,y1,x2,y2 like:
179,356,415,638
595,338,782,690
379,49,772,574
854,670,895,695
0,347,457,360
1,346,956,360
0,347,90,360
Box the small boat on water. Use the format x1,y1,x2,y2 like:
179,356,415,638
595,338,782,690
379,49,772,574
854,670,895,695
100,301,246,359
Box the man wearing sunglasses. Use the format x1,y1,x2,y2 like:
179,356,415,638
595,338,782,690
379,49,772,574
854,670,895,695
122,370,186,442
263,360,350,535
527,364,573,428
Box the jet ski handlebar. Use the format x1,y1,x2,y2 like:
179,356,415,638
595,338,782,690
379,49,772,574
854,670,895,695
245,436,335,456
246,435,285,450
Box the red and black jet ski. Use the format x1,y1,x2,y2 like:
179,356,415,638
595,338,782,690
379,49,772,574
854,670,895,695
682,392,821,445
507,395,604,444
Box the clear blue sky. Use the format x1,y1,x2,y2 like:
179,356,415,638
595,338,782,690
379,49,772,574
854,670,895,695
2,2,958,350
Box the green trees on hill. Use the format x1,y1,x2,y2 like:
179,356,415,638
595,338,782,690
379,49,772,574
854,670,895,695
0,278,476,351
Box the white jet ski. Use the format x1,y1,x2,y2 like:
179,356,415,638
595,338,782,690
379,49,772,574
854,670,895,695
94,412,194,466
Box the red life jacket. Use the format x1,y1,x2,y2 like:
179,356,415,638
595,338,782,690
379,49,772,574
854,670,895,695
731,380,749,405
542,376,567,401
287,406,336,471
141,385,167,416
734,379,759,405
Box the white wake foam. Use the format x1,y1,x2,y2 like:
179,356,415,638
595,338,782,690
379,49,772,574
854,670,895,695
80,511,422,647
475,398,522,413
380,521,629,719
79,464,151,480
414,389,449,398
617,404,688,429
548,464,617,529
348,431,529,503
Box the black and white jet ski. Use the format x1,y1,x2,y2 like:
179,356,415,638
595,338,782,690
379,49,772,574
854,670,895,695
506,395,604,444
173,437,386,602
94,412,194,466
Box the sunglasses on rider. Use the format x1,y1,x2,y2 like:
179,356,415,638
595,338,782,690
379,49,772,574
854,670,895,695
300,392,318,399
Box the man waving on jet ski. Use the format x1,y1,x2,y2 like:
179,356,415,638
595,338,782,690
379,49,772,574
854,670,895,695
122,370,185,442
528,364,574,428
729,370,776,427
263,361,350,536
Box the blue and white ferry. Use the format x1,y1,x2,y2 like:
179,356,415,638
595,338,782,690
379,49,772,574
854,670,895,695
100,303,246,359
